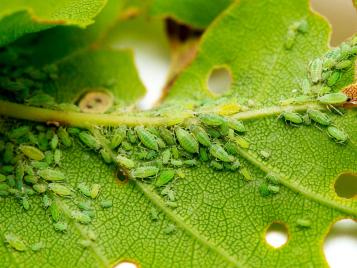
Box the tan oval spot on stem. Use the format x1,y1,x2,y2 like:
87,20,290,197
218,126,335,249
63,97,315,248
78,89,113,113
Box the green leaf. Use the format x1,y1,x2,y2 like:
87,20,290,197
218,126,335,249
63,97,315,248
0,0,107,47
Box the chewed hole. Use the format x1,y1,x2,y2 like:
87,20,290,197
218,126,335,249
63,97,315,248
310,0,357,46
114,261,138,268
78,89,114,113
207,67,232,95
334,173,357,199
265,222,288,248
324,219,357,268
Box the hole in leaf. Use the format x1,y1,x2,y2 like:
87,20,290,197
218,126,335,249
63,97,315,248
265,222,288,248
114,261,138,268
310,0,357,46
334,173,357,199
116,168,128,183
324,219,357,268
207,67,232,95
78,89,113,113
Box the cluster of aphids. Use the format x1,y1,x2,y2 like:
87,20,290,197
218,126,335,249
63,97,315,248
0,124,112,238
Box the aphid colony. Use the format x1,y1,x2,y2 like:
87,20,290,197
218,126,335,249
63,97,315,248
0,123,112,248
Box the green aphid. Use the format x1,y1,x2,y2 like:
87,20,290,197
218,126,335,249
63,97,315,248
327,71,341,86
280,111,303,124
335,59,352,69
156,137,166,149
42,195,51,208
176,169,185,178
53,221,67,232
205,127,222,138
0,190,9,196
37,169,65,181
49,183,73,197
79,131,100,150
171,146,179,159
175,127,199,154
78,201,93,211
259,183,271,197
100,149,112,164
50,202,61,222
191,126,211,147
307,109,331,126
224,142,239,156
161,187,175,201
147,127,161,137
0,183,9,191
121,141,133,151
296,218,311,228
240,167,252,181
301,79,311,94
219,123,230,136
227,119,246,132
116,155,135,169
24,175,38,184
37,132,49,151
145,150,158,160
110,127,127,148
199,147,209,162
7,175,16,187
19,145,44,161
164,224,176,235
15,162,24,180
33,183,47,193
260,150,271,160
90,184,101,199
67,127,81,135
78,183,91,197
170,160,183,167
150,208,159,221
86,229,97,241
30,161,49,169
184,159,198,166
84,210,96,218
296,19,308,33
127,129,138,144
235,136,250,149
131,166,159,178
31,241,45,252
199,114,226,126
24,186,36,195
267,185,280,194
26,93,55,107
79,239,91,248
57,127,72,147
3,143,14,163
323,58,336,70
162,149,171,164
327,126,348,143
44,151,54,165
9,126,30,140
210,160,224,170
50,134,59,150
4,233,27,251
318,92,348,105
309,58,323,83
56,103,80,112
22,197,30,210
319,86,332,95
72,211,92,224
100,200,113,209
166,201,178,208
224,160,241,171
284,29,296,50
0,173,6,182
266,173,280,184
209,144,234,162
54,149,61,166
158,127,176,145
135,127,158,151
155,169,175,187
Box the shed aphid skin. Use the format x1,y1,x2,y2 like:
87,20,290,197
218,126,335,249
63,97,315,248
100,200,113,208
131,166,159,178
327,126,348,144
49,183,73,197
4,233,27,251
116,155,135,169
164,224,176,235
260,150,271,160
37,169,65,181
296,218,311,228
78,132,100,150
307,109,331,126
309,58,323,83
135,126,159,151
279,111,303,125
19,145,45,161
72,211,92,224
209,144,234,162
199,114,226,126
191,126,211,147
317,92,348,105
53,221,67,232
175,127,199,154
31,241,45,252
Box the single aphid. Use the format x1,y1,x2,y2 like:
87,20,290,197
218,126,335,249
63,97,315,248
145,150,158,160
50,202,61,222
164,224,176,235
161,187,175,201
44,151,54,165
158,127,176,145
219,123,230,136
33,183,47,193
227,119,246,132
209,144,234,162
267,185,280,194
42,195,51,208
110,127,127,149
22,197,30,210
176,169,185,178
171,146,179,159
319,86,332,95
150,208,159,221
100,149,112,164
335,60,352,69
49,183,73,197
7,175,16,187
86,229,97,241
259,183,271,197
284,29,296,50
175,127,199,154
79,239,91,248
199,114,226,126
131,166,159,178
4,233,27,251
53,221,67,232
84,210,95,218
8,126,30,140
199,147,209,162
57,127,72,147
156,137,167,149
0,174,6,182
31,241,45,252
191,126,211,147
301,79,311,94
0,183,9,191
78,183,91,197
54,149,61,166
224,142,239,156
50,134,59,150
56,103,80,112
205,127,222,138
317,92,348,105
37,169,65,181
166,201,178,208
296,19,308,33
134,126,158,151
19,145,45,161
121,141,133,151
279,111,303,125
266,173,280,184
147,127,161,137
127,129,138,144
30,161,49,169
217,103,241,115
309,58,323,83
170,160,183,167
155,169,175,187
210,160,224,170
184,159,198,166
280,95,313,106
162,149,171,164
234,136,250,149
67,127,81,135
296,218,311,228
307,109,331,126
327,71,341,87
78,132,100,150
116,155,135,169
240,167,252,181
260,150,271,160
72,211,92,224
100,200,113,209
327,126,348,143
90,184,101,199
224,160,241,171
323,58,336,70
77,201,93,211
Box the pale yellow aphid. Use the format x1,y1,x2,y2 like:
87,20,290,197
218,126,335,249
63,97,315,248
216,103,241,115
